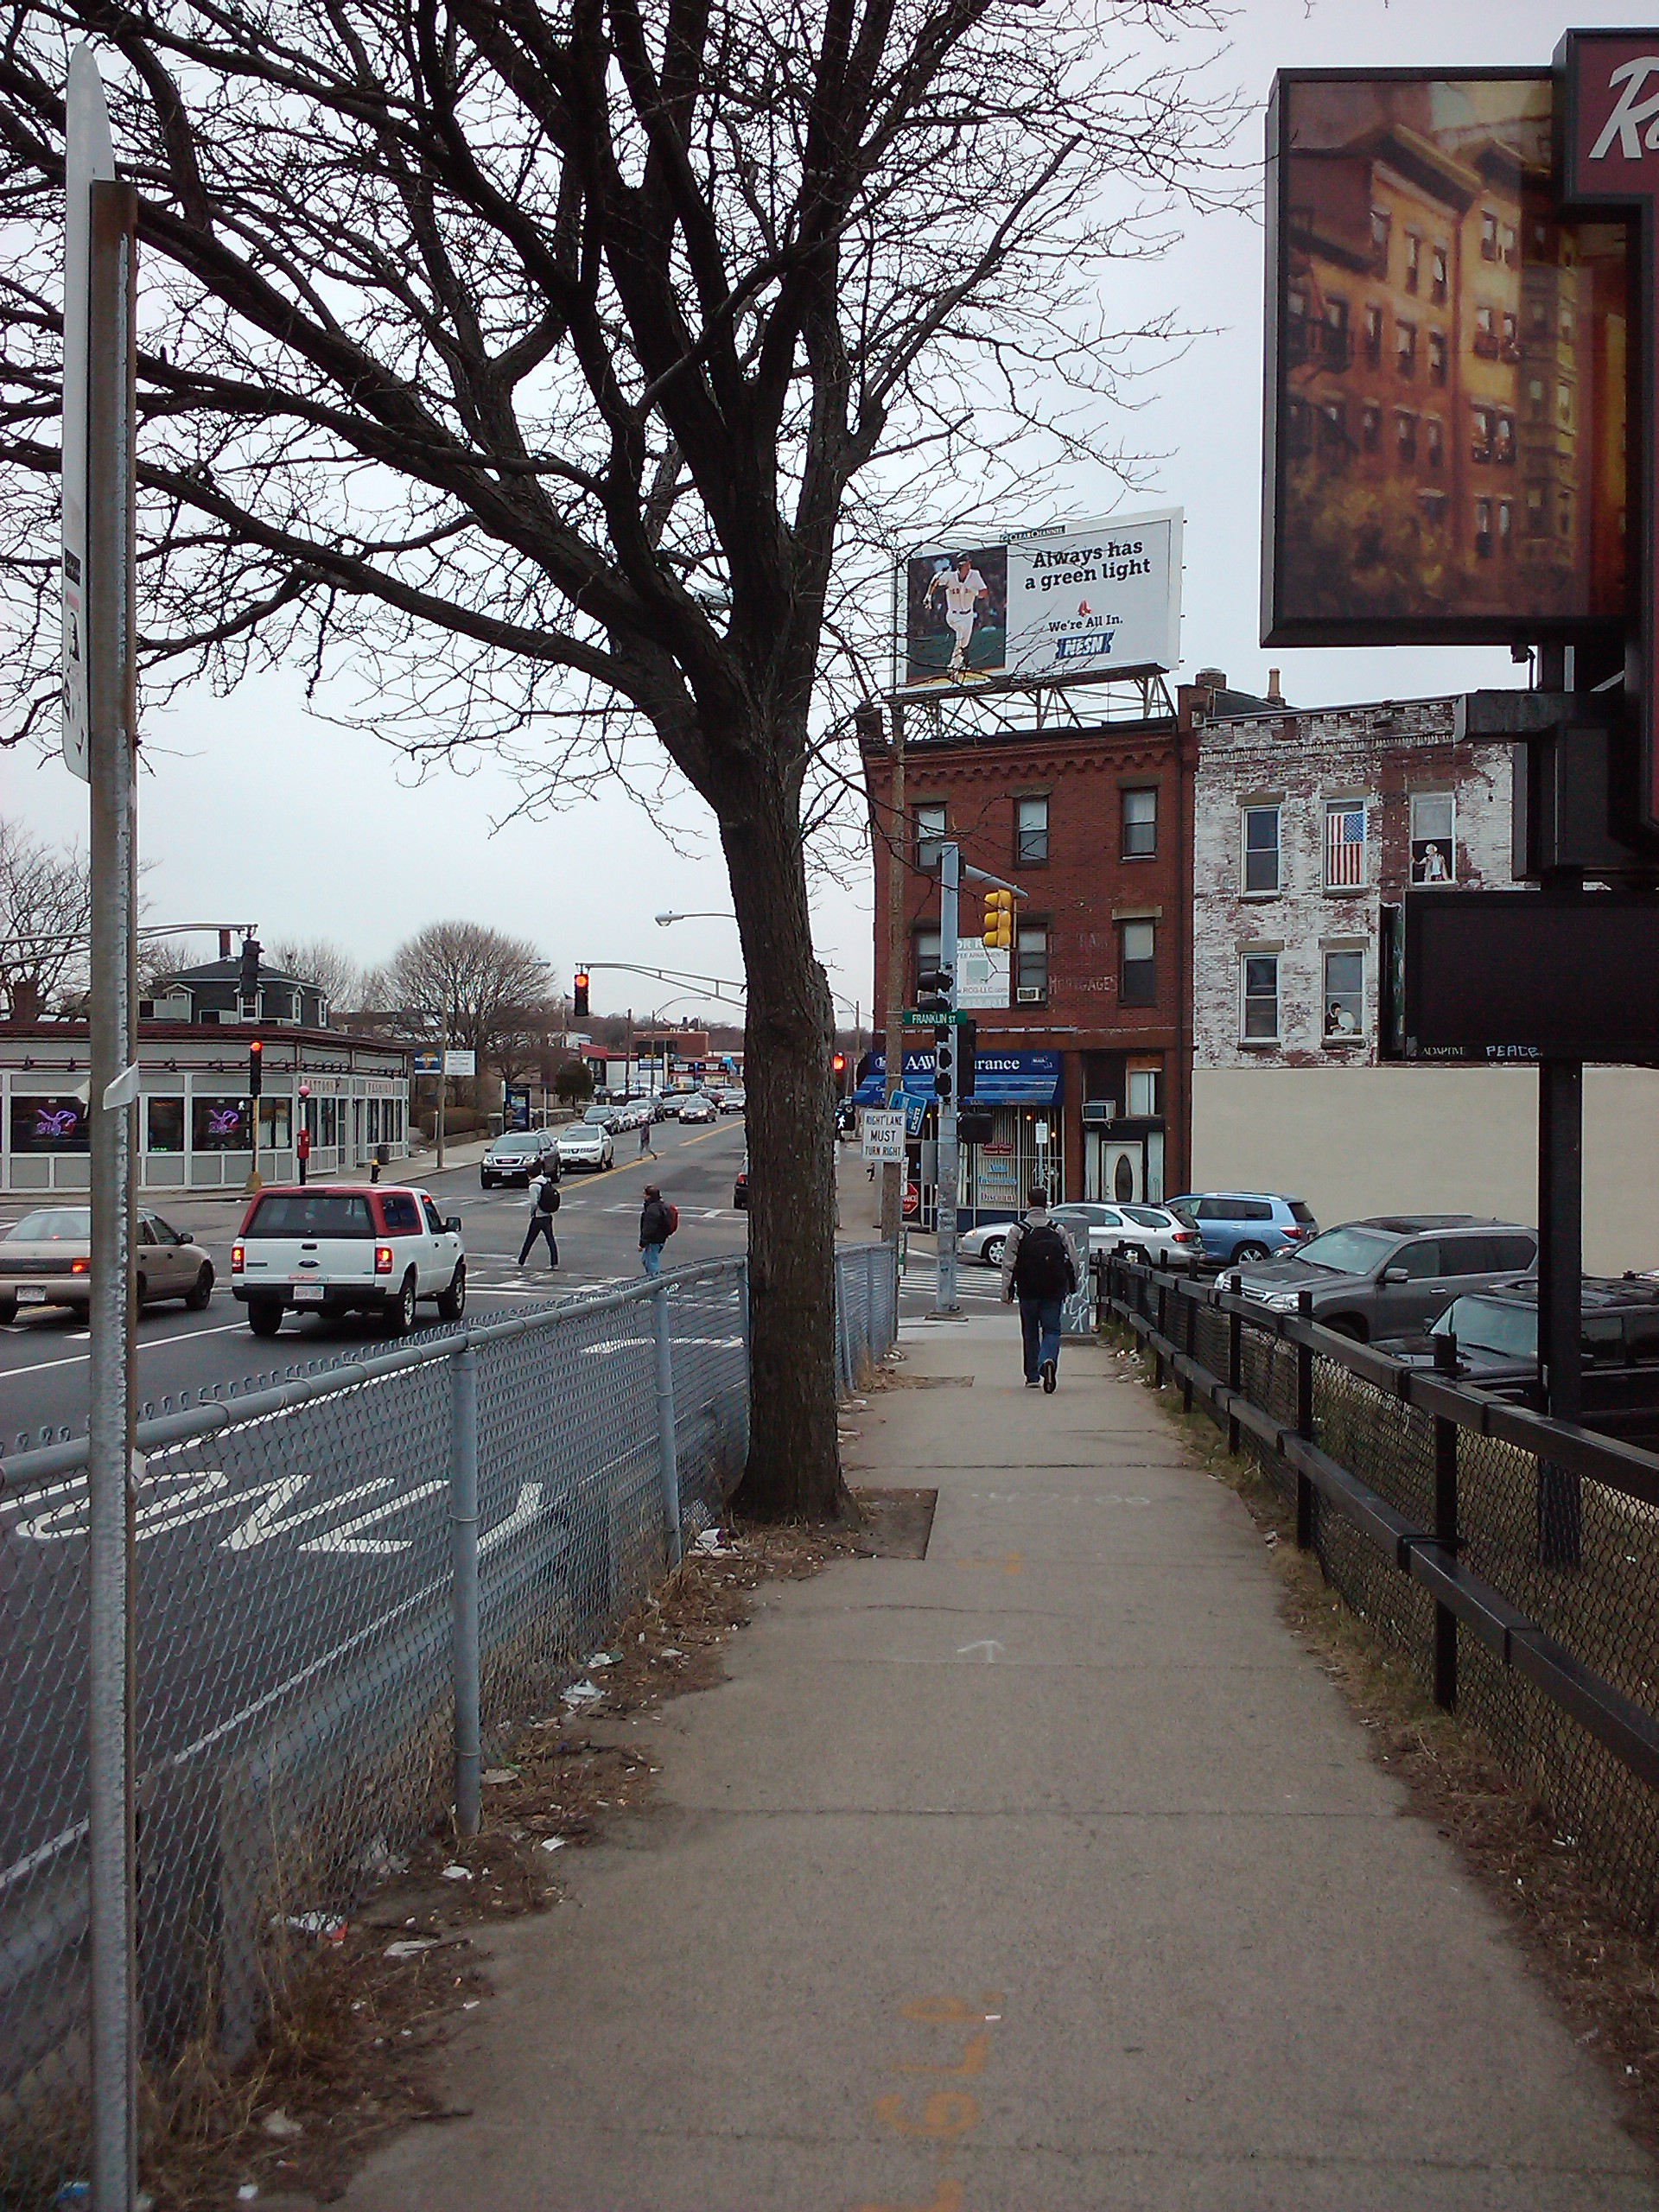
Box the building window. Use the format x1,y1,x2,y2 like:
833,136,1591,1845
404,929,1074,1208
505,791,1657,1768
145,1096,185,1153
1243,804,1281,893
1498,498,1514,553
1319,399,1346,452
1119,920,1156,1007
1122,786,1158,858
1395,319,1416,377
1015,794,1049,865
1322,297,1350,367
1471,404,1494,463
1286,397,1311,455
914,802,946,870
1370,207,1390,276
1560,308,1576,344
1474,497,1494,559
1530,298,1551,340
1501,309,1519,360
1242,956,1280,1042
1363,303,1383,367
1015,925,1048,1003
1526,485,1547,536
1323,950,1364,1039
9,1096,90,1154
1473,303,1497,359
1395,410,1417,463
1411,792,1455,883
1325,800,1367,888
1419,488,1449,530
1431,244,1448,303
1404,232,1421,292
1127,1066,1163,1117
1558,486,1574,539
1502,223,1517,267
193,1096,252,1151
1361,402,1382,453
1495,412,1516,465
1428,328,1447,385
1480,209,1499,262
1426,415,1444,469
1559,379,1574,429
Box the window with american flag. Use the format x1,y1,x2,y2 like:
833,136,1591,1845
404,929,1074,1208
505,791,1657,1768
1325,801,1368,889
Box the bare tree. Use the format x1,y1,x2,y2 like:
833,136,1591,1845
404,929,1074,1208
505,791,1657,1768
493,993,569,1090
0,0,1230,1513
269,937,362,1014
0,818,91,1020
387,921,551,1076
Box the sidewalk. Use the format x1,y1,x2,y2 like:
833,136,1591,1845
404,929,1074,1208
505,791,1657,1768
340,1319,1658,2212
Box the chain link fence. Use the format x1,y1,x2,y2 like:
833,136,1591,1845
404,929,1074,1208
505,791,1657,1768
1104,1259,1659,1942
0,1243,895,2208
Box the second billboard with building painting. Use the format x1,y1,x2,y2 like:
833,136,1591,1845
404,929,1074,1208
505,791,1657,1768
904,508,1182,688
1263,71,1630,645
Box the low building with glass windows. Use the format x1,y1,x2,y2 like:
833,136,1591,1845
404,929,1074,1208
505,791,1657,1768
1189,688,1659,1273
0,1022,412,1196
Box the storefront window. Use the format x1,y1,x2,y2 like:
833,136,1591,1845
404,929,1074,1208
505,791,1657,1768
193,1096,251,1150
367,1098,381,1143
9,1096,89,1154
318,1097,338,1147
145,1096,185,1153
258,1096,292,1148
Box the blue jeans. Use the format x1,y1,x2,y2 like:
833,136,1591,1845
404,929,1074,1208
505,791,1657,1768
1019,1295,1064,1381
641,1242,664,1276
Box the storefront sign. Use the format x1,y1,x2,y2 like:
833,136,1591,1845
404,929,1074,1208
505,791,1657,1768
855,1049,1062,1106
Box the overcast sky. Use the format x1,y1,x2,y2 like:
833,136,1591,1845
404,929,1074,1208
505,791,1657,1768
3,0,1643,1027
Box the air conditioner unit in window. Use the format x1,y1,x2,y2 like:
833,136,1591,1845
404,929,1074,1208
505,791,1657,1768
1016,987,1044,1003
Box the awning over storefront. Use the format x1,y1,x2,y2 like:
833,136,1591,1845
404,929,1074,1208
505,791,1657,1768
854,1049,1062,1108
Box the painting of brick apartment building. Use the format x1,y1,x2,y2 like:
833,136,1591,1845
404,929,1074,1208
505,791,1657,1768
1265,72,1629,640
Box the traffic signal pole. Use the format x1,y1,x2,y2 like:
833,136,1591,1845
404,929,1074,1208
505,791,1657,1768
935,842,962,1317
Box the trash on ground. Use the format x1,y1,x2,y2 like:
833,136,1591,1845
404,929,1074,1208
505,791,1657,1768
480,1767,518,1784
694,1528,733,1555
539,1836,567,1852
383,1937,441,1958
259,2109,304,2140
274,1911,346,1942
585,1649,621,1667
561,1680,603,1706
440,1864,473,1882
357,1834,408,1878
659,1646,685,1659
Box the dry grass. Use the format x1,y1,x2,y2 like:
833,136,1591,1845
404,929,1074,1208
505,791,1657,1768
1118,1330,1659,2157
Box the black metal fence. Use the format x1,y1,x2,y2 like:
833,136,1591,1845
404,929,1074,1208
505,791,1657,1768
1103,1257,1659,1934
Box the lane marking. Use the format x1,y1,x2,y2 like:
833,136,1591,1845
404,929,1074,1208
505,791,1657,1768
3,1318,249,1379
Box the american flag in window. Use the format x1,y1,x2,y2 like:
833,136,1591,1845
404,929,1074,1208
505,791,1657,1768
1325,804,1366,887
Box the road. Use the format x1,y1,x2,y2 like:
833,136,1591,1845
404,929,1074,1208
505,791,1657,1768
1,1114,748,1450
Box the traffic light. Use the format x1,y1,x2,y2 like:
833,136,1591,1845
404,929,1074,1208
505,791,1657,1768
933,1025,956,1103
572,969,590,1018
915,963,953,1016
248,1038,264,1098
982,888,1013,949
957,1017,976,1102
238,934,261,996
831,1051,848,1090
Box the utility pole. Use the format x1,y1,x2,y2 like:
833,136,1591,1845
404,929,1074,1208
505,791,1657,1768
934,842,962,1316
66,46,140,2212
880,696,907,1242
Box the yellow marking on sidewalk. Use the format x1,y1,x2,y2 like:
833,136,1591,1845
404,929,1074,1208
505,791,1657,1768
897,2031,990,2079
873,2092,979,2139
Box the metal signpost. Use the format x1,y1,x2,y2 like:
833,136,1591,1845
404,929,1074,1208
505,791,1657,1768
64,44,140,2212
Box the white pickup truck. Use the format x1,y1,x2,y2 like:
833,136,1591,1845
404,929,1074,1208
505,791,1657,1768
232,1183,466,1338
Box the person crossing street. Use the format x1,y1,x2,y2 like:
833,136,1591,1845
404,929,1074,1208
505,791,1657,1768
518,1166,561,1269
639,1183,677,1276
999,1185,1083,1392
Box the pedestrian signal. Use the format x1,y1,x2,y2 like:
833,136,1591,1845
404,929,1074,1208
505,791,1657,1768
982,888,1013,949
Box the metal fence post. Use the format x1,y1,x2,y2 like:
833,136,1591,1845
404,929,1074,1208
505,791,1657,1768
449,1342,481,1840
1295,1289,1315,1551
1227,1271,1243,1456
1154,1277,1166,1389
1431,1332,1460,1711
652,1281,683,1567
1181,1283,1197,1413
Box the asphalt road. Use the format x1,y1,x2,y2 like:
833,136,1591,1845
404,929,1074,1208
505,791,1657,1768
0,1115,749,1449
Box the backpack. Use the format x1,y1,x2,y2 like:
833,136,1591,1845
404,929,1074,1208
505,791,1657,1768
535,1179,560,1216
1012,1220,1073,1300
662,1202,680,1236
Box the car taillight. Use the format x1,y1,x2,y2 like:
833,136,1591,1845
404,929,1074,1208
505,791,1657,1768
375,1245,394,1274
69,1256,90,1274
1281,1224,1311,1239
1173,1230,1198,1244
232,1243,245,1272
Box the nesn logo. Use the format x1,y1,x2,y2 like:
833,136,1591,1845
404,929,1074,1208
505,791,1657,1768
1056,631,1110,660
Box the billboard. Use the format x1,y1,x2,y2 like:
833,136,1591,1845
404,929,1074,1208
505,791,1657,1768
1402,890,1659,1060
903,509,1182,690
1262,70,1630,645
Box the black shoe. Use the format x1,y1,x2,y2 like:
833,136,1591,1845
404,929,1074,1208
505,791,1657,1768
1041,1357,1057,1394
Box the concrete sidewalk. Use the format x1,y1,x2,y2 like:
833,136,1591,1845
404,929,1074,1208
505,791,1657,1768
342,1320,1657,2211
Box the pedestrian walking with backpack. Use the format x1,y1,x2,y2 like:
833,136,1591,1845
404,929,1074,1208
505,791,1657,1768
639,1183,678,1276
518,1166,561,1269
999,1185,1083,1392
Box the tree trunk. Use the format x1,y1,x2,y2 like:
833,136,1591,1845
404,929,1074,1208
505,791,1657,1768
720,757,844,1522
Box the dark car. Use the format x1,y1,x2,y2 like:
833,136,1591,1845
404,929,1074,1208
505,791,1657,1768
1165,1192,1317,1266
1233,1216,1537,1341
1379,1275,1659,1449
480,1130,560,1189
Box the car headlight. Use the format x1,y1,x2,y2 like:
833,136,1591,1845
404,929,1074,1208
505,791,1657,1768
1262,1290,1301,1313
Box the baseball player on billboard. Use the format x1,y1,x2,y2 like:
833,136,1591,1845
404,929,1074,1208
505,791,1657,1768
925,552,990,677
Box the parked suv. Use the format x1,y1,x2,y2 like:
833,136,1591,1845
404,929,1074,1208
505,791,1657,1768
1233,1216,1538,1342
232,1184,466,1337
1165,1192,1317,1266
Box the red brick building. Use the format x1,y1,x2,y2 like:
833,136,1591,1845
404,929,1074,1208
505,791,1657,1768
861,680,1266,1217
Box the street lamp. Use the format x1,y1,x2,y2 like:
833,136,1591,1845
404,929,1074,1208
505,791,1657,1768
654,910,735,926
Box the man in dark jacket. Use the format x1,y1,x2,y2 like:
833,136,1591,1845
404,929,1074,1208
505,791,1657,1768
999,1185,1083,1392
639,1185,674,1276
518,1169,560,1269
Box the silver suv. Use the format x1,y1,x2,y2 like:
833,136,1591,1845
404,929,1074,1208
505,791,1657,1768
1233,1216,1538,1342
